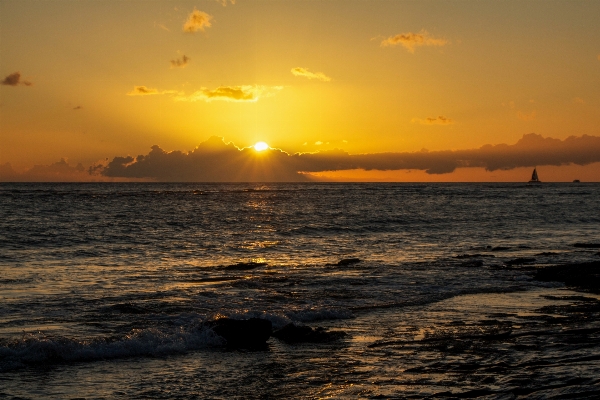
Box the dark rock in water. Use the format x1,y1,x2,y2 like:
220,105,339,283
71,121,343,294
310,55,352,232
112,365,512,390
491,246,511,252
224,261,268,270
573,243,600,249
272,323,346,344
207,318,272,348
327,258,361,266
534,261,600,293
505,257,536,266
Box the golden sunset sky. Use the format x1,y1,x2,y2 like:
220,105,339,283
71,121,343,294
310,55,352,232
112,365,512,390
1,0,599,181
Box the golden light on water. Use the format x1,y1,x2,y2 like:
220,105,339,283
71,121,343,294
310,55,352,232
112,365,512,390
254,142,269,152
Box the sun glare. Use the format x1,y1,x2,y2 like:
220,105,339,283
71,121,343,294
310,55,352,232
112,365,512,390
254,141,269,151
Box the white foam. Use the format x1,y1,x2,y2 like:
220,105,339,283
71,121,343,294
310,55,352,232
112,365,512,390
0,325,224,372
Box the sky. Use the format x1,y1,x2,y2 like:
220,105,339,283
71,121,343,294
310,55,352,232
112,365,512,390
1,0,600,182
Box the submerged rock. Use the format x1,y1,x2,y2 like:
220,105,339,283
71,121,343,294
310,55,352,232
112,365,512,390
206,318,272,348
327,258,361,266
223,261,268,271
272,323,346,344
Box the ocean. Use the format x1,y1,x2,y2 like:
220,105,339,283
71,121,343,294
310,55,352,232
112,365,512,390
1,182,599,399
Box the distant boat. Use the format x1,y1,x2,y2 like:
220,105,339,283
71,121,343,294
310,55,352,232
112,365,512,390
528,168,541,183
573,179,580,183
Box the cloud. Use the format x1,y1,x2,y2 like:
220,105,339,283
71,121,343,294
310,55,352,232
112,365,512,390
412,116,454,125
517,111,536,121
155,23,170,32
1,72,32,86
573,97,585,104
216,0,236,5
127,84,281,102
171,55,190,68
101,137,307,182
381,30,447,53
183,9,212,33
97,134,600,181
73,106,82,110
127,86,159,96
291,67,331,82
1,159,90,182
175,85,282,102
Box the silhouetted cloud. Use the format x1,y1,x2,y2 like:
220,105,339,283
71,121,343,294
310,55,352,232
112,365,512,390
1,72,32,86
183,9,212,33
381,30,447,53
73,106,82,110
1,159,88,182
171,55,190,68
216,0,236,6
101,137,307,181
127,86,159,96
291,67,331,82
412,116,454,125
97,134,600,181
175,85,282,102
0,159,140,182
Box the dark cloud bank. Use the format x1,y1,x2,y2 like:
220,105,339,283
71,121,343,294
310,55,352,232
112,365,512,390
2,134,599,182
98,134,600,182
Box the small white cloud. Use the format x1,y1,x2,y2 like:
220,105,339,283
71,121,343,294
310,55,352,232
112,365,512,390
381,30,448,53
291,67,331,82
183,9,212,33
175,85,282,102
215,0,236,6
127,86,159,96
411,116,454,125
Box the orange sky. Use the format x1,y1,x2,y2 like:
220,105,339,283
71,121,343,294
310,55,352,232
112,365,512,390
1,0,599,181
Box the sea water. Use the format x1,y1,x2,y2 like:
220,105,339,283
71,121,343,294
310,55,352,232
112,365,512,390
1,183,599,398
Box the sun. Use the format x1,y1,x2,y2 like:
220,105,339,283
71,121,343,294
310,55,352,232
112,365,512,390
254,141,269,151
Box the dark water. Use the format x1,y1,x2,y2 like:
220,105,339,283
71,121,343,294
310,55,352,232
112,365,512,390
1,183,600,398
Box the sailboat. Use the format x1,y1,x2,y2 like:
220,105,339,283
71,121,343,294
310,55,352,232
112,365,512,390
528,167,541,183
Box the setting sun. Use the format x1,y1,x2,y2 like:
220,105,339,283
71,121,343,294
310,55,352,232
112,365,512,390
254,142,269,151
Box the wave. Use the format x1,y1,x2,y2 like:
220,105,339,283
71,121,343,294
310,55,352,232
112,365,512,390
0,325,224,372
